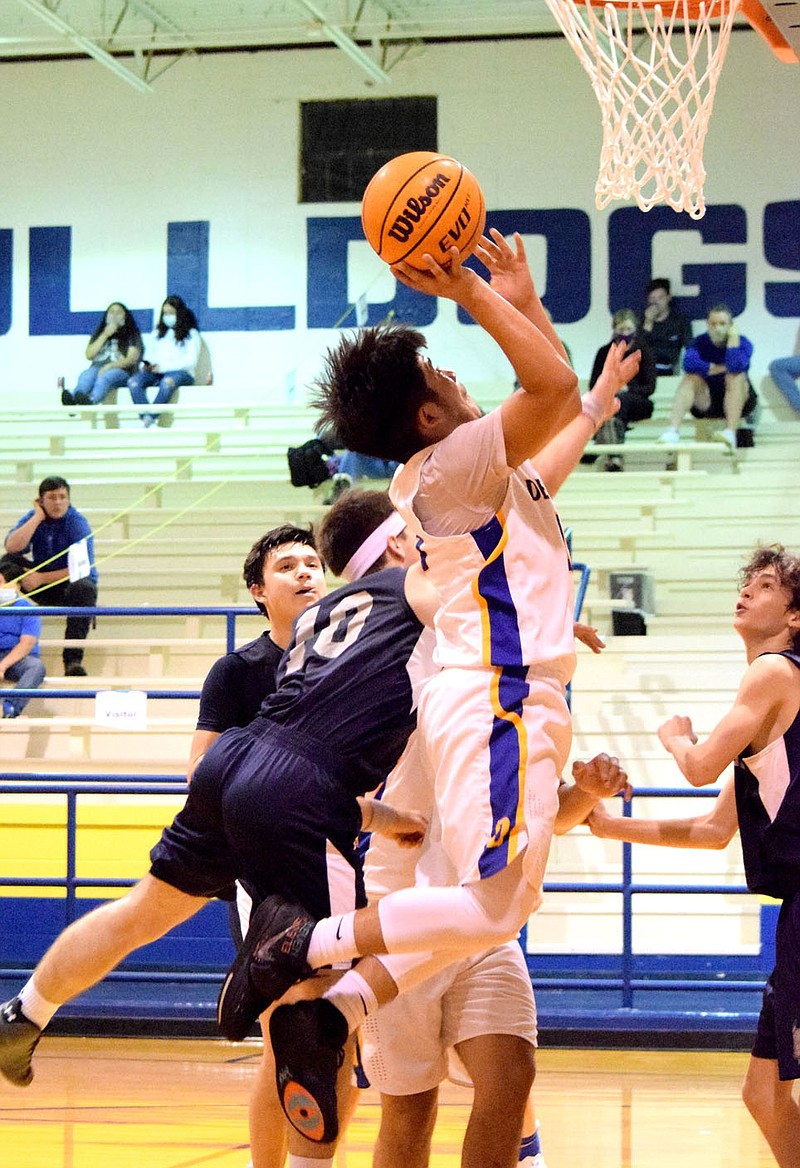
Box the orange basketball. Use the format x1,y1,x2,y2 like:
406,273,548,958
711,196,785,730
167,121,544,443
361,151,486,271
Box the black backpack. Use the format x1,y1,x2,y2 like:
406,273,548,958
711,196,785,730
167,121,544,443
287,437,334,488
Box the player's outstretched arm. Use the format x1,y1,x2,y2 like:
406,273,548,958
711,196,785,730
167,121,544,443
358,797,428,848
587,776,738,850
391,247,579,467
473,229,570,365
534,341,641,497
658,655,792,787
554,753,632,834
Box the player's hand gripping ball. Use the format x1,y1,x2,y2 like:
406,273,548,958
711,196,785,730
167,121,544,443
361,151,486,271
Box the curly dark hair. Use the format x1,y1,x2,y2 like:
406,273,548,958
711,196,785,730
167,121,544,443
311,322,431,464
317,489,396,578
243,525,318,615
89,303,142,355
740,544,800,652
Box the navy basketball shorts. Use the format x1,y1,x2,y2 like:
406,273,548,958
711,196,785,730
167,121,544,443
149,722,364,921
752,894,800,1080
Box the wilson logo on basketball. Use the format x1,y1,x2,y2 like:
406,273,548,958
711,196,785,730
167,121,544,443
387,173,451,243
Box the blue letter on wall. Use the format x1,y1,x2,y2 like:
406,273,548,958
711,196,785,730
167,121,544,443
167,222,295,331
29,227,152,335
0,230,11,336
609,205,747,321
764,201,800,318
306,217,436,329
459,209,591,326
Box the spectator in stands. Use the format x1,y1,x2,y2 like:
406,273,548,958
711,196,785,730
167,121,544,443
3,476,98,677
642,278,694,376
59,303,142,406
658,304,758,451
128,295,201,427
768,328,800,412
589,308,656,447
0,558,46,719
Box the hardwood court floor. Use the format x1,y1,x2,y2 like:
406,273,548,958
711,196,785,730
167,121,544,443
0,1037,781,1168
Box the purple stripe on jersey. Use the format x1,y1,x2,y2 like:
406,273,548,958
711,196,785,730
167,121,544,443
479,664,530,879
471,516,524,667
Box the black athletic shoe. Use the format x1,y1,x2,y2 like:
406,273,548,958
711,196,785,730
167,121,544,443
217,895,316,1041
270,999,348,1144
0,998,42,1087
72,391,91,405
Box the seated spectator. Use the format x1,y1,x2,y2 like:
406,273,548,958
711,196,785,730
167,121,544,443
590,309,656,435
768,331,800,412
3,476,98,676
642,277,694,376
658,304,758,450
59,303,142,406
128,295,201,427
0,557,46,719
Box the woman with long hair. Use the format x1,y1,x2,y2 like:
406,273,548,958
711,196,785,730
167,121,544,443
59,302,142,407
128,295,201,427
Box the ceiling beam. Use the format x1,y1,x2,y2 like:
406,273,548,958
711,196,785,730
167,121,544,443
294,0,392,82
14,0,153,91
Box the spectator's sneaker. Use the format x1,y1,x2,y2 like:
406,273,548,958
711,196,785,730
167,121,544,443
2,700,19,719
712,427,737,451
217,895,316,1041
72,391,91,405
0,997,42,1087
270,999,348,1144
324,473,352,505
657,428,680,444
64,664,87,677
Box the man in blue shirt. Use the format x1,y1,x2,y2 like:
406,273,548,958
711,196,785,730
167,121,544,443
3,476,98,676
658,304,758,451
0,558,46,718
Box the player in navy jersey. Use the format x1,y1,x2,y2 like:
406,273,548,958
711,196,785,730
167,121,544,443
587,545,800,1166
0,556,437,1116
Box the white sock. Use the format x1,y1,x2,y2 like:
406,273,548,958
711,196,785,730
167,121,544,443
18,977,61,1030
307,912,357,968
322,968,379,1034
288,1157,333,1168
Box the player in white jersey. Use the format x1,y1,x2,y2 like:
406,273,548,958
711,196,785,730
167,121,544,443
319,488,629,1168
243,230,639,1150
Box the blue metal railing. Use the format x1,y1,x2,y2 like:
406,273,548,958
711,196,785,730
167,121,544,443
0,778,761,1013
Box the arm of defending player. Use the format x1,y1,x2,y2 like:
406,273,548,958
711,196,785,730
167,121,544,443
534,342,641,496
587,776,738,850
358,796,428,848
658,655,794,787
554,753,633,834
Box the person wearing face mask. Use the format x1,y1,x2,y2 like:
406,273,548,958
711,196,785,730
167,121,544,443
128,295,201,427
59,302,142,406
586,309,656,470
0,558,46,719
658,304,758,451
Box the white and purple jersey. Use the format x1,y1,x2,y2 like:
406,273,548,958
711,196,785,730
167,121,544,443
390,409,575,680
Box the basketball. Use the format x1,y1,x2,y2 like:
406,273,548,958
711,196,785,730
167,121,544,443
361,151,486,271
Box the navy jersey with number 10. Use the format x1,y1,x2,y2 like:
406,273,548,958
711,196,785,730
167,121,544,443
259,567,434,794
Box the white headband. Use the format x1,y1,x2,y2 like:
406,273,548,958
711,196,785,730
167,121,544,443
340,511,407,582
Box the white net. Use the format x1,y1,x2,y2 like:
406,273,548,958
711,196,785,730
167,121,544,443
544,0,741,218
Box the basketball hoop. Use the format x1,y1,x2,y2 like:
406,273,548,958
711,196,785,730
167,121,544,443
544,0,742,218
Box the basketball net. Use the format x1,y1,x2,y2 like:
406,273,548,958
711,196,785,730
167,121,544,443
544,0,741,218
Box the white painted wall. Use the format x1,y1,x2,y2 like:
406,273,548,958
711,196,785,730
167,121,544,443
0,31,797,405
